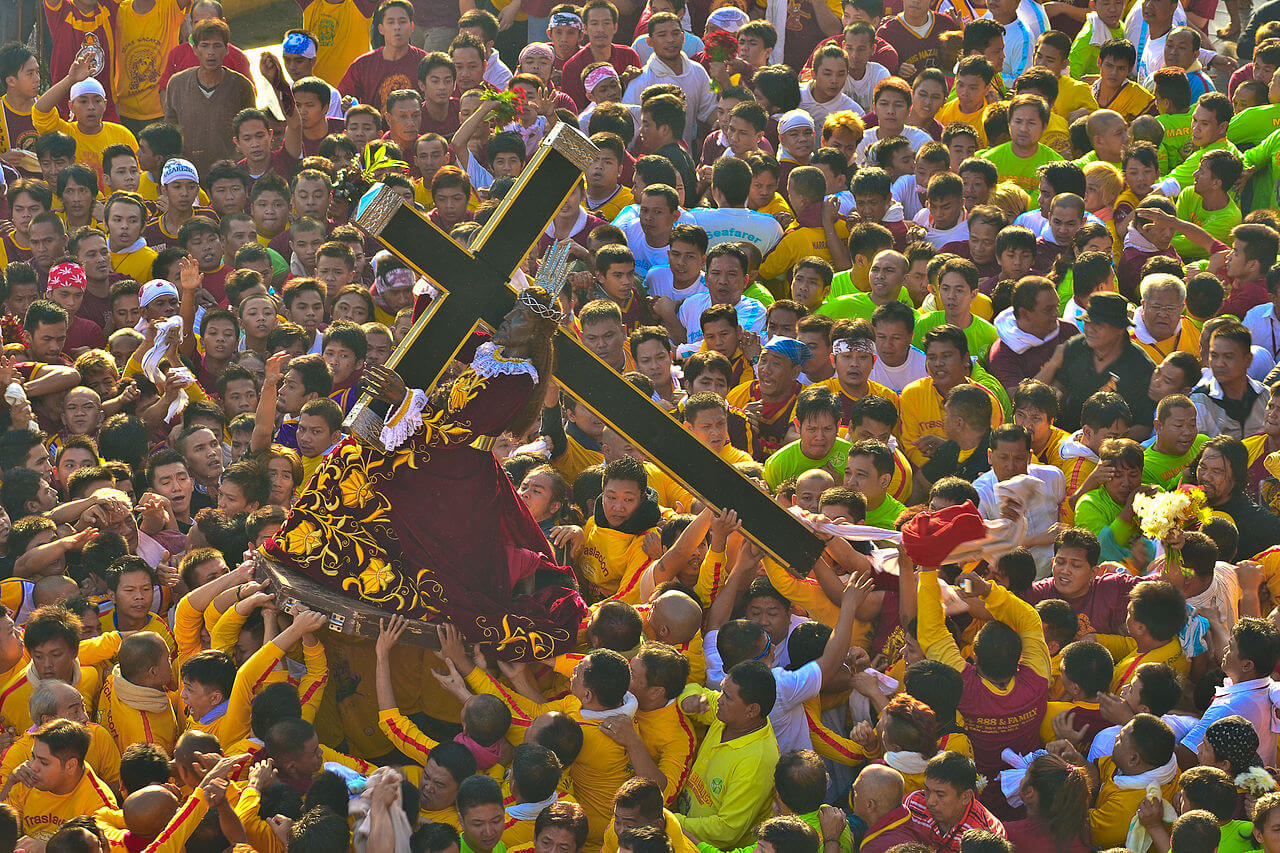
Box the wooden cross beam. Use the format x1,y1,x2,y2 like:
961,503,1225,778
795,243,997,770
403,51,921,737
347,123,824,573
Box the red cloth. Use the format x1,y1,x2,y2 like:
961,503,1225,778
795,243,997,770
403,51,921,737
263,333,588,662
859,806,917,853
900,501,986,568
338,46,429,114
1230,63,1255,97
1118,245,1181,302
160,42,253,93
421,98,462,137
66,315,107,353
806,32,900,75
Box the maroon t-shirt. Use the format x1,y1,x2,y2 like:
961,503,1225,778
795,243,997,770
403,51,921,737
987,319,1079,393
875,12,961,74
561,44,642,109
1118,245,1180,302
807,32,901,75
338,46,428,114
66,314,107,353
301,118,348,157
1024,572,1141,636
421,98,461,137
78,289,110,329
236,146,301,187
940,240,1000,278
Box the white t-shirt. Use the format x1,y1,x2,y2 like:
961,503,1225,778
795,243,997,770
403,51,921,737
610,204,696,230
913,208,970,249
643,266,707,303
677,292,767,350
843,62,891,112
623,54,717,149
891,174,926,221
483,52,513,89
855,126,934,166
798,84,857,131
690,206,785,254
631,31,704,64
620,219,673,279
870,346,928,392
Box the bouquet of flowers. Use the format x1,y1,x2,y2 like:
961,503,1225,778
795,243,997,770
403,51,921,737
481,88,528,126
703,29,739,92
1131,485,1210,542
1236,767,1280,796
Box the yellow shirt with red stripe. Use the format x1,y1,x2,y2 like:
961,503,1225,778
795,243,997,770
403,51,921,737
0,665,106,734
762,557,839,627
98,667,182,755
173,595,207,665
726,379,799,461
1038,427,1070,468
0,722,120,788
937,726,973,760
102,787,209,853
1245,433,1270,470
634,699,696,806
898,376,1004,468
465,667,632,848
9,765,116,840
803,695,868,766
1039,700,1101,743
1103,635,1188,692
378,707,439,768
579,518,659,601
184,635,290,745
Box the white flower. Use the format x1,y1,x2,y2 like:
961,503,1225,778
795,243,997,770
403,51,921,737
1236,767,1278,795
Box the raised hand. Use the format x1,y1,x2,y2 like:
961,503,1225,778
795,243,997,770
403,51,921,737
376,615,410,659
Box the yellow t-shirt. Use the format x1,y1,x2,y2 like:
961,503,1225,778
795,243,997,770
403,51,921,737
110,245,159,282
32,107,137,182
1042,112,1073,157
1056,75,1099,119
898,376,1002,468
587,185,635,222
413,181,482,213
0,723,121,788
759,222,848,283
304,0,375,87
10,766,116,840
98,667,182,756
113,0,183,121
580,517,658,601
936,99,988,145
753,192,793,221
1091,756,1177,848
1130,316,1200,363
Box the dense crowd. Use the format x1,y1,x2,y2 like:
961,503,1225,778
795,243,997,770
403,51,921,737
6,0,1280,850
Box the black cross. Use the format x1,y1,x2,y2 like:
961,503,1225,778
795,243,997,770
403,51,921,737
347,123,824,573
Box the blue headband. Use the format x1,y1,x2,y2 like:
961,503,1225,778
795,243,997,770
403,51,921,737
283,32,318,58
762,336,811,366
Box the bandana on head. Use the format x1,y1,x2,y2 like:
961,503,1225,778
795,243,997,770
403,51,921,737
48,262,86,291
762,336,811,366
584,64,619,93
706,6,749,31
778,109,814,135
519,42,554,66
161,158,199,186
831,338,875,354
1205,715,1260,771
139,279,179,307
69,78,106,100
282,31,318,58
549,10,583,28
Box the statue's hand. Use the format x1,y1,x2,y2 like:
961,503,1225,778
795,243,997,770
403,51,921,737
365,363,407,404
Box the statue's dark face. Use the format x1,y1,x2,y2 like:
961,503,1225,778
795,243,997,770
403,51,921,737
496,305,539,349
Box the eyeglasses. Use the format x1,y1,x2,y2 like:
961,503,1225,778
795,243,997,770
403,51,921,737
751,635,773,662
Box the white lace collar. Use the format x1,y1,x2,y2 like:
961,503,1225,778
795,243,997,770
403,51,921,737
472,341,539,383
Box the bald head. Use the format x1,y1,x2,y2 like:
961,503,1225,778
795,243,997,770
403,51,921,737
123,785,181,839
648,590,703,644
1086,110,1125,136
32,575,80,609
118,632,170,685
871,250,908,272
173,729,220,765
796,469,836,493
851,764,905,824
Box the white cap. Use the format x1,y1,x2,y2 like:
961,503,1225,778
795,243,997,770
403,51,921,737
778,109,815,134
161,158,199,185
706,6,749,32
69,78,106,100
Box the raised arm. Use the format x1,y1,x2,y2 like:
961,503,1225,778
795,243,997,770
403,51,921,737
916,569,965,672
250,353,288,453
178,256,201,358
34,56,89,115
957,571,1051,679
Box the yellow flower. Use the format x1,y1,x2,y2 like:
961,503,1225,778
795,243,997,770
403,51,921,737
339,468,376,509
358,557,396,595
283,519,325,556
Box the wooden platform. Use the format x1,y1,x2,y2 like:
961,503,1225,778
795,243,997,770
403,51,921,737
254,551,443,649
